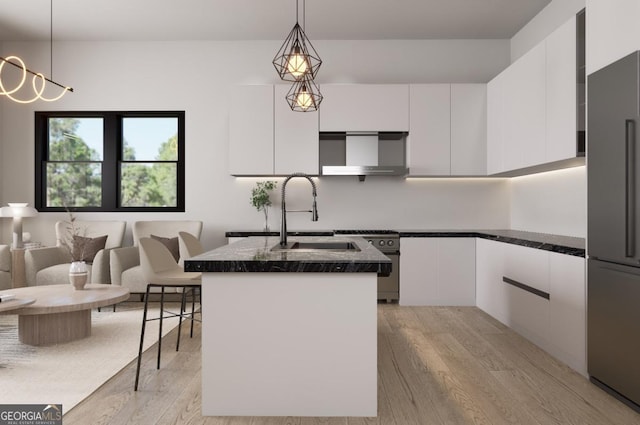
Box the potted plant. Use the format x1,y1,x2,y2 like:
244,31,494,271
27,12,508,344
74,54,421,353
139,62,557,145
250,181,277,232
61,210,89,290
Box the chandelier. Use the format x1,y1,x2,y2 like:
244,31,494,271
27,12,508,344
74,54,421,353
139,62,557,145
273,0,322,112
0,0,73,104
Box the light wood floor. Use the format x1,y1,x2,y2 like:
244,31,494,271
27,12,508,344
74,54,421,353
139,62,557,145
63,304,640,425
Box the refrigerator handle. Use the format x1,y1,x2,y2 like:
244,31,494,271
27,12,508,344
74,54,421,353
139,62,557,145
626,119,636,258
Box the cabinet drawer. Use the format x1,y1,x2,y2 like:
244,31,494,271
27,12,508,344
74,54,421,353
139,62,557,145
505,281,550,350
503,243,549,293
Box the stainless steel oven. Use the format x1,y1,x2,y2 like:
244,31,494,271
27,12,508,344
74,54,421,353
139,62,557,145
335,230,399,302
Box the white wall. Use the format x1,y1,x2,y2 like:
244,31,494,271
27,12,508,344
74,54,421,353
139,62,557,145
510,167,586,237
0,39,511,249
510,0,586,62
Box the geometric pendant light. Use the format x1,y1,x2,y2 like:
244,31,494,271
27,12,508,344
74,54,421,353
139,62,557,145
286,74,323,112
272,0,322,82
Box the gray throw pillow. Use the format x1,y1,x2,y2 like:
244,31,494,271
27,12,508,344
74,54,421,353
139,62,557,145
150,234,180,262
72,235,108,263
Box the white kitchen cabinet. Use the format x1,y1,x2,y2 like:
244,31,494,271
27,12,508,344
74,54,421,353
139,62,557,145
230,85,319,176
400,238,475,306
586,0,640,75
476,237,586,376
319,84,409,132
486,75,504,175
548,252,586,376
399,238,438,305
451,84,487,175
503,243,549,294
274,85,319,175
475,238,506,323
546,16,578,163
408,84,486,176
502,42,546,171
408,84,451,175
501,243,550,349
504,279,551,350
229,85,274,176
486,12,582,175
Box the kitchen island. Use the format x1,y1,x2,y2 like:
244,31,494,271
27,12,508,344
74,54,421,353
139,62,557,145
185,236,391,417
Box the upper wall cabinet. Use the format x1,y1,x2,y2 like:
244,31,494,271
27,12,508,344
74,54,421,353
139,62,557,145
451,84,487,175
229,85,319,176
319,84,409,132
274,85,319,175
408,84,450,175
409,84,486,176
546,15,579,163
487,13,585,176
586,0,640,75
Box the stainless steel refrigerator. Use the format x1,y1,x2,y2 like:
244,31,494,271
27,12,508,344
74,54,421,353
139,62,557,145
588,50,640,409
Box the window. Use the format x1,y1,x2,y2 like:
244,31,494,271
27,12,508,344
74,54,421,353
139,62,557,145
35,111,185,212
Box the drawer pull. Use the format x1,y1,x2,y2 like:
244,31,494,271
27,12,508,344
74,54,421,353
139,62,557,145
503,276,550,300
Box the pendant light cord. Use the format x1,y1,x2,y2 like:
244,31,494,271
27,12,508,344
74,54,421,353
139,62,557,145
50,0,53,79
295,0,306,30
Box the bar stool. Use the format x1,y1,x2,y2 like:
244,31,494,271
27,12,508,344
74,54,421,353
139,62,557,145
178,231,204,338
134,237,201,391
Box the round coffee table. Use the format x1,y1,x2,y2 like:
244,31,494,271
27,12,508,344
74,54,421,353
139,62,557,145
0,297,35,313
0,283,130,346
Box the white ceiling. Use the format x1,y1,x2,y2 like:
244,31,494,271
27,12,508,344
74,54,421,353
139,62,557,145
0,0,551,42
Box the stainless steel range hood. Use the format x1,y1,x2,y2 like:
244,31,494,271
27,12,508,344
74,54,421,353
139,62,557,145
319,131,409,181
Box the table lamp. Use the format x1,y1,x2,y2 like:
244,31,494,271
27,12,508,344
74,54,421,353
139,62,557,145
0,203,39,249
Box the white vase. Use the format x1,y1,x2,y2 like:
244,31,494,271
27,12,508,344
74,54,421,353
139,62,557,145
69,261,88,290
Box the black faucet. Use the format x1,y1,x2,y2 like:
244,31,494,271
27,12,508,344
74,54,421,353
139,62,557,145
280,173,319,246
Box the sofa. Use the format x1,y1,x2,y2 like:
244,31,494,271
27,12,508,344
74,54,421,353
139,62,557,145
24,221,126,286
110,220,203,296
0,245,11,290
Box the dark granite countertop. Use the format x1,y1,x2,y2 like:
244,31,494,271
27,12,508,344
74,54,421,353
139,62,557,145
225,229,585,258
185,236,392,275
226,230,334,237
397,229,585,257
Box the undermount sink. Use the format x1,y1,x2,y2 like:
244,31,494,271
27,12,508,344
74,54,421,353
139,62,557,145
271,241,361,252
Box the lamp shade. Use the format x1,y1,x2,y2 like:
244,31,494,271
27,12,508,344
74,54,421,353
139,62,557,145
273,22,322,82
286,75,323,112
0,203,39,218
0,203,38,249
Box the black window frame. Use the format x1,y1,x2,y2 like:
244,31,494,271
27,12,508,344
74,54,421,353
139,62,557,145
35,110,185,212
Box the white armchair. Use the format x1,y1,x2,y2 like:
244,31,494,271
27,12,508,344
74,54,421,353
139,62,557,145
25,221,126,286
110,220,202,296
0,245,11,290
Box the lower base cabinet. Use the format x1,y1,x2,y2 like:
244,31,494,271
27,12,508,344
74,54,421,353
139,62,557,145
400,238,475,306
548,252,586,375
476,238,586,376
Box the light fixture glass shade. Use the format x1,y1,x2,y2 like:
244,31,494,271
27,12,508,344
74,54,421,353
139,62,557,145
286,76,323,112
273,22,322,82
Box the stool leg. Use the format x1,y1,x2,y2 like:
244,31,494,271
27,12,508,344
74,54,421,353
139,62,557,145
157,286,165,370
134,284,152,391
190,287,197,338
177,289,187,351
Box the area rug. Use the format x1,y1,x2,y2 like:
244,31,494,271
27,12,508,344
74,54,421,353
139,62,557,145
0,302,186,413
